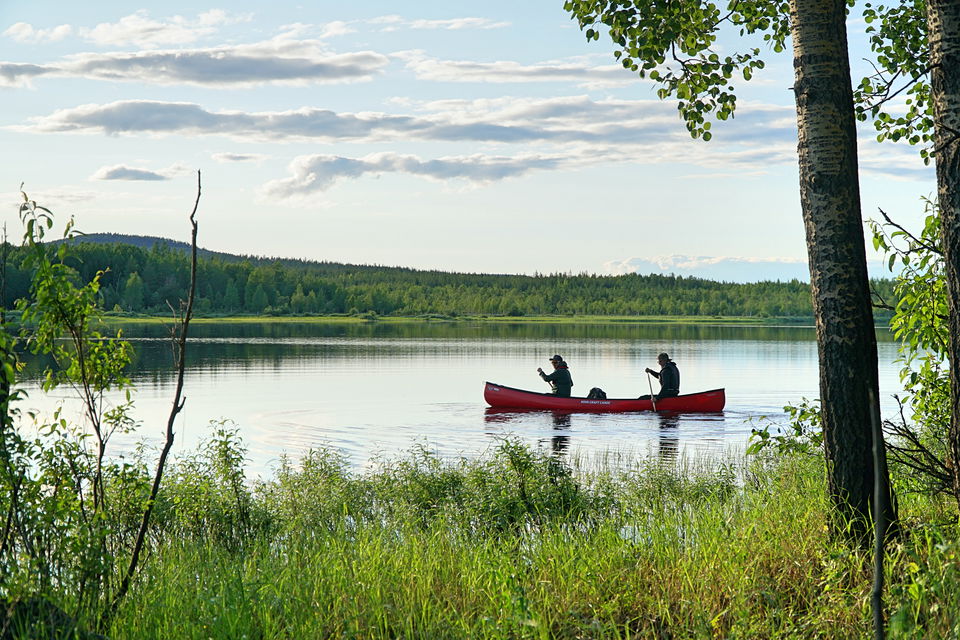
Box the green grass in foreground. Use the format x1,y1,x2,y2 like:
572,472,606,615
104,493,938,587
103,437,960,639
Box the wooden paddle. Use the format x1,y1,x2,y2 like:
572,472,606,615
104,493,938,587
646,371,658,412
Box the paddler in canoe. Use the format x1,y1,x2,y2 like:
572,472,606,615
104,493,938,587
536,354,573,397
640,352,680,401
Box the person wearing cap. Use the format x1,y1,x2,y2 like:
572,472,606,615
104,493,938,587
644,352,680,400
537,355,573,397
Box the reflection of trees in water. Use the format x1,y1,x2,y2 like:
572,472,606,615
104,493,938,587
657,413,680,461
18,341,328,380
482,408,517,425
16,319,890,381
482,408,571,456
482,407,733,462
551,412,571,456
95,320,858,342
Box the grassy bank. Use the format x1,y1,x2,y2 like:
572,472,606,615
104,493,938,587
99,437,959,639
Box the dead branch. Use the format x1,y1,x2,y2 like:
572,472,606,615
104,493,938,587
871,285,895,312
109,171,201,619
883,397,953,493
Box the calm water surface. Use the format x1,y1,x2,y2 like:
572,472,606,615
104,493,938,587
17,322,902,476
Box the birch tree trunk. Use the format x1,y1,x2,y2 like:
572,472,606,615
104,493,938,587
926,0,960,504
790,0,892,534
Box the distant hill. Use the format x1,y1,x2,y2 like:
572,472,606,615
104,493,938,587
62,233,369,270
69,233,190,251
64,233,502,275
62,233,230,261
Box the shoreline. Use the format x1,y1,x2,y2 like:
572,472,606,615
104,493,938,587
92,313,821,327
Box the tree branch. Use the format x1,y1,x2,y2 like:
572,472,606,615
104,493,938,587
859,61,933,111
109,170,201,620
871,292,894,312
883,398,952,491
878,208,943,256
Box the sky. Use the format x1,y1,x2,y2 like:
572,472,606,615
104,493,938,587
0,1,935,281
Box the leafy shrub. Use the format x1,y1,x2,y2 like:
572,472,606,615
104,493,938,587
747,398,823,457
255,446,359,534
159,421,269,549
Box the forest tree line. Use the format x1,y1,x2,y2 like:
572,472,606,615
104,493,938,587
0,239,896,319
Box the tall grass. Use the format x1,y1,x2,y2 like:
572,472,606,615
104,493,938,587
94,433,960,639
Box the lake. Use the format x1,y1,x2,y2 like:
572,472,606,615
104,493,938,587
15,321,903,476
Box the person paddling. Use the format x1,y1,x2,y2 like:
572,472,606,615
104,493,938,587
643,352,680,400
537,354,573,397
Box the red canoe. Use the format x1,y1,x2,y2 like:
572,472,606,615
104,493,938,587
484,381,725,413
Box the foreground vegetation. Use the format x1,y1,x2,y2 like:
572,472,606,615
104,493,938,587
7,406,960,637
71,435,960,638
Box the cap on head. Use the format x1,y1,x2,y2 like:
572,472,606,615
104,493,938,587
549,354,563,362
658,352,670,362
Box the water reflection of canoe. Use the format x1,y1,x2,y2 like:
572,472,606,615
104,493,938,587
483,381,725,413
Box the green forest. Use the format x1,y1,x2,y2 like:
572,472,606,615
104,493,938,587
0,237,896,319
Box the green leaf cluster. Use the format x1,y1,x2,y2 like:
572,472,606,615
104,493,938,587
868,200,951,488
853,1,935,161
563,0,788,139
1,194,142,626
747,397,824,457
870,209,946,360
563,0,939,162
16,196,132,398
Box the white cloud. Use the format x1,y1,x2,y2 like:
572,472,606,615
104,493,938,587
857,138,935,181
271,21,357,42
370,15,509,32
212,152,268,163
604,255,812,283
78,9,247,48
66,47,387,87
261,152,562,198
17,96,722,145
3,22,72,43
0,62,53,87
20,100,421,140
10,187,101,207
1,38,389,87
397,49,781,90
91,163,191,181
603,254,894,283
399,52,639,89
17,95,923,184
